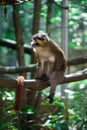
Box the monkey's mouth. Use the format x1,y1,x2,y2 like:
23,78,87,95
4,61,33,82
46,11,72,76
32,41,40,47
33,43,38,46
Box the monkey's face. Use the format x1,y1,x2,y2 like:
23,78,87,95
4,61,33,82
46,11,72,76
31,33,49,48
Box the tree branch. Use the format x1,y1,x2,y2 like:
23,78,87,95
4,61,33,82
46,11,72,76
0,38,87,66
0,56,87,74
0,70,87,90
52,0,68,10
67,56,87,66
0,64,36,74
0,39,32,54
13,4,25,67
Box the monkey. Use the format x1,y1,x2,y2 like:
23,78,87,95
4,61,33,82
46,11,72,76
31,33,66,103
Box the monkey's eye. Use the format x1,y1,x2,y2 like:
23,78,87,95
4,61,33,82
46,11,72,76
37,34,46,40
37,37,44,40
42,34,46,38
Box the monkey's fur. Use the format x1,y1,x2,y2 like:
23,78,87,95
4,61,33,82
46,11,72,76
31,33,66,103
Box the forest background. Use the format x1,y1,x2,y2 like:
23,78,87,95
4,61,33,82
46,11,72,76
0,0,87,130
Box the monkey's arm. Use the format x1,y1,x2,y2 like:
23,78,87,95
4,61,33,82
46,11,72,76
36,61,51,80
35,62,43,78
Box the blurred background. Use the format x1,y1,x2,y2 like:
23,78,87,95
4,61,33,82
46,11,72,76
0,0,87,129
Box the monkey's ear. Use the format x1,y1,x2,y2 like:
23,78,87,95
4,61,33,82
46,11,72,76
43,34,49,42
36,33,49,43
39,33,49,41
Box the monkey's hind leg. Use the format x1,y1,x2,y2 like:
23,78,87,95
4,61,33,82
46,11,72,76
48,71,64,103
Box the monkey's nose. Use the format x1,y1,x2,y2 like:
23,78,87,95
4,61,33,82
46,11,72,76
31,40,37,47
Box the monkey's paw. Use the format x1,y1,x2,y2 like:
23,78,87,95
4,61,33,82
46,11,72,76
47,95,54,104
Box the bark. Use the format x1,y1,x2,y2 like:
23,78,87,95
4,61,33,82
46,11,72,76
0,55,87,74
0,39,32,54
46,0,53,36
0,0,28,5
52,0,68,9
0,64,36,74
28,0,41,122
32,0,41,34
67,56,87,66
0,39,87,66
13,4,25,67
61,0,69,125
31,0,41,73
0,70,87,89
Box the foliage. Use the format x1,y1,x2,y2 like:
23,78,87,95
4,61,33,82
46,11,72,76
0,80,87,129
66,80,87,129
69,1,87,49
0,90,34,130
0,90,17,130
0,0,87,129
0,89,67,130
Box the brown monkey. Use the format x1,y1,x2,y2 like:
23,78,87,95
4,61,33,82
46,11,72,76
31,33,66,103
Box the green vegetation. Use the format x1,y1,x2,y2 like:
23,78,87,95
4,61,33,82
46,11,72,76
0,0,87,129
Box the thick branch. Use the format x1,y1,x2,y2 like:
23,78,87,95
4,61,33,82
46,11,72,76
67,56,87,66
32,0,41,34
52,0,68,9
0,0,29,5
0,39,32,54
0,38,87,65
0,64,36,74
0,70,87,90
0,55,87,74
13,4,25,67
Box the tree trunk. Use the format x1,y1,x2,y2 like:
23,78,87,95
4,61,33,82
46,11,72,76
13,5,25,73
46,0,53,36
61,0,69,127
32,0,41,35
27,0,41,107
27,1,41,129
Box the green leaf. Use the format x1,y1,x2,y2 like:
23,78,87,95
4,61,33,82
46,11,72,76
51,17,60,23
26,108,34,114
55,101,64,108
69,41,76,47
74,93,82,99
40,12,47,17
